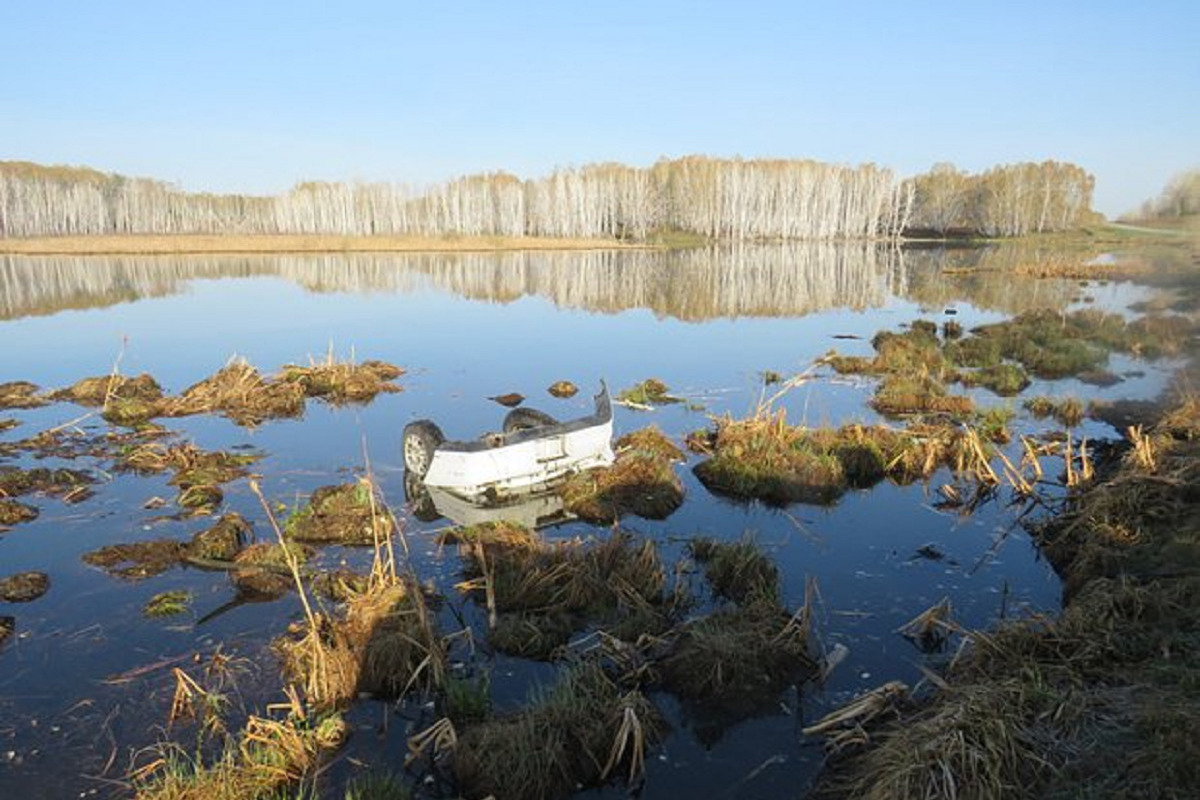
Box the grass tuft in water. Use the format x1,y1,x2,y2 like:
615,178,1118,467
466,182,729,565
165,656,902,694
144,590,192,618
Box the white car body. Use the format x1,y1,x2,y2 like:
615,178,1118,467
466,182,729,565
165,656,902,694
421,384,614,501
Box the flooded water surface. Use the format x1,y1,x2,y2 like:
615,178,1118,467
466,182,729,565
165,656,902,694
0,244,1184,797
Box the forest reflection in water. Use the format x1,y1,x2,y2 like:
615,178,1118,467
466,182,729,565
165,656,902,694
0,241,1091,323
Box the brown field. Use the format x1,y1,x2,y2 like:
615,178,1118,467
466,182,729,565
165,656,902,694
0,234,647,255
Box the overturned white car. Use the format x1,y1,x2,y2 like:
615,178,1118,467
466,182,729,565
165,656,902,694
402,383,614,502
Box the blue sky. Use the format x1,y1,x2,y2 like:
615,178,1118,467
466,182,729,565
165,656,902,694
3,1,1196,216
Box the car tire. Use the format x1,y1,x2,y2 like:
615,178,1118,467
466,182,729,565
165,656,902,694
502,408,558,433
403,470,441,523
402,420,445,476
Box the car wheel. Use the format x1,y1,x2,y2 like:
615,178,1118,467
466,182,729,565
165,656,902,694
502,408,558,433
402,420,445,476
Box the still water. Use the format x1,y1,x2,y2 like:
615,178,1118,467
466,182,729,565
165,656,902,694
0,244,1173,798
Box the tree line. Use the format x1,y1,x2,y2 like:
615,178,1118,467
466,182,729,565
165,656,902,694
905,161,1096,236
1126,169,1200,221
0,157,1095,240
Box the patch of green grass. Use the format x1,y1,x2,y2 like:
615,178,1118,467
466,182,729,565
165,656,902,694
143,590,192,618
617,378,681,406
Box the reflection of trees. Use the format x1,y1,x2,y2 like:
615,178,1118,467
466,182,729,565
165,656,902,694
2,243,1103,323
900,246,1078,313
1,245,902,322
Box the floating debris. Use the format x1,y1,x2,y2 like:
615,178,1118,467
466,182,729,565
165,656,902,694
896,597,956,653
0,571,50,602
548,380,578,398
489,392,525,408
0,615,12,645
802,680,910,752
0,466,95,501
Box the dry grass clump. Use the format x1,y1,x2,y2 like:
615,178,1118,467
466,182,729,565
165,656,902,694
133,711,347,800
278,356,404,404
693,412,994,505
694,410,847,504
84,539,187,579
0,381,46,410
0,498,38,527
656,600,815,713
0,465,95,500
560,427,684,523
451,660,664,800
187,513,251,561
229,542,313,598
54,373,164,406
448,524,672,659
50,373,165,426
0,616,13,645
119,442,260,484
872,374,976,417
813,394,1200,800
1024,395,1087,428
276,575,444,709
690,537,780,606
0,570,50,602
162,360,307,426
284,482,395,545
653,539,817,720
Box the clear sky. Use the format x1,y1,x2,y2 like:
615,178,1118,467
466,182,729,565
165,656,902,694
3,1,1196,216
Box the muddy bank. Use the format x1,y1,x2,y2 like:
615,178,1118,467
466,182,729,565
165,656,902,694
811,390,1200,799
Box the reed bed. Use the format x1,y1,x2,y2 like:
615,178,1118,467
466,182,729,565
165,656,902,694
812,393,1200,799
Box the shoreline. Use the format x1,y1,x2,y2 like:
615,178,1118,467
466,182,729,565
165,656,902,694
0,234,653,256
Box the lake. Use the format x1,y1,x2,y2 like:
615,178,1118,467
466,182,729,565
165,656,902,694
0,243,1180,798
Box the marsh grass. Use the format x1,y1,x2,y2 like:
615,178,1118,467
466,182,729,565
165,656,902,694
133,711,347,800
0,381,47,410
1024,395,1086,428
162,360,307,426
144,590,192,618
693,411,999,505
278,353,404,404
445,523,672,659
284,482,395,545
813,393,1200,800
560,427,684,522
0,498,38,526
0,571,50,602
451,661,663,800
616,378,681,407
0,465,94,499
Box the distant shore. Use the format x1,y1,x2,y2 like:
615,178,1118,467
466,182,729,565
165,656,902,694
0,234,648,256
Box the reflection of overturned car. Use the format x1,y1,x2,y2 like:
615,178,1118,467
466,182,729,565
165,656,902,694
402,383,614,504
